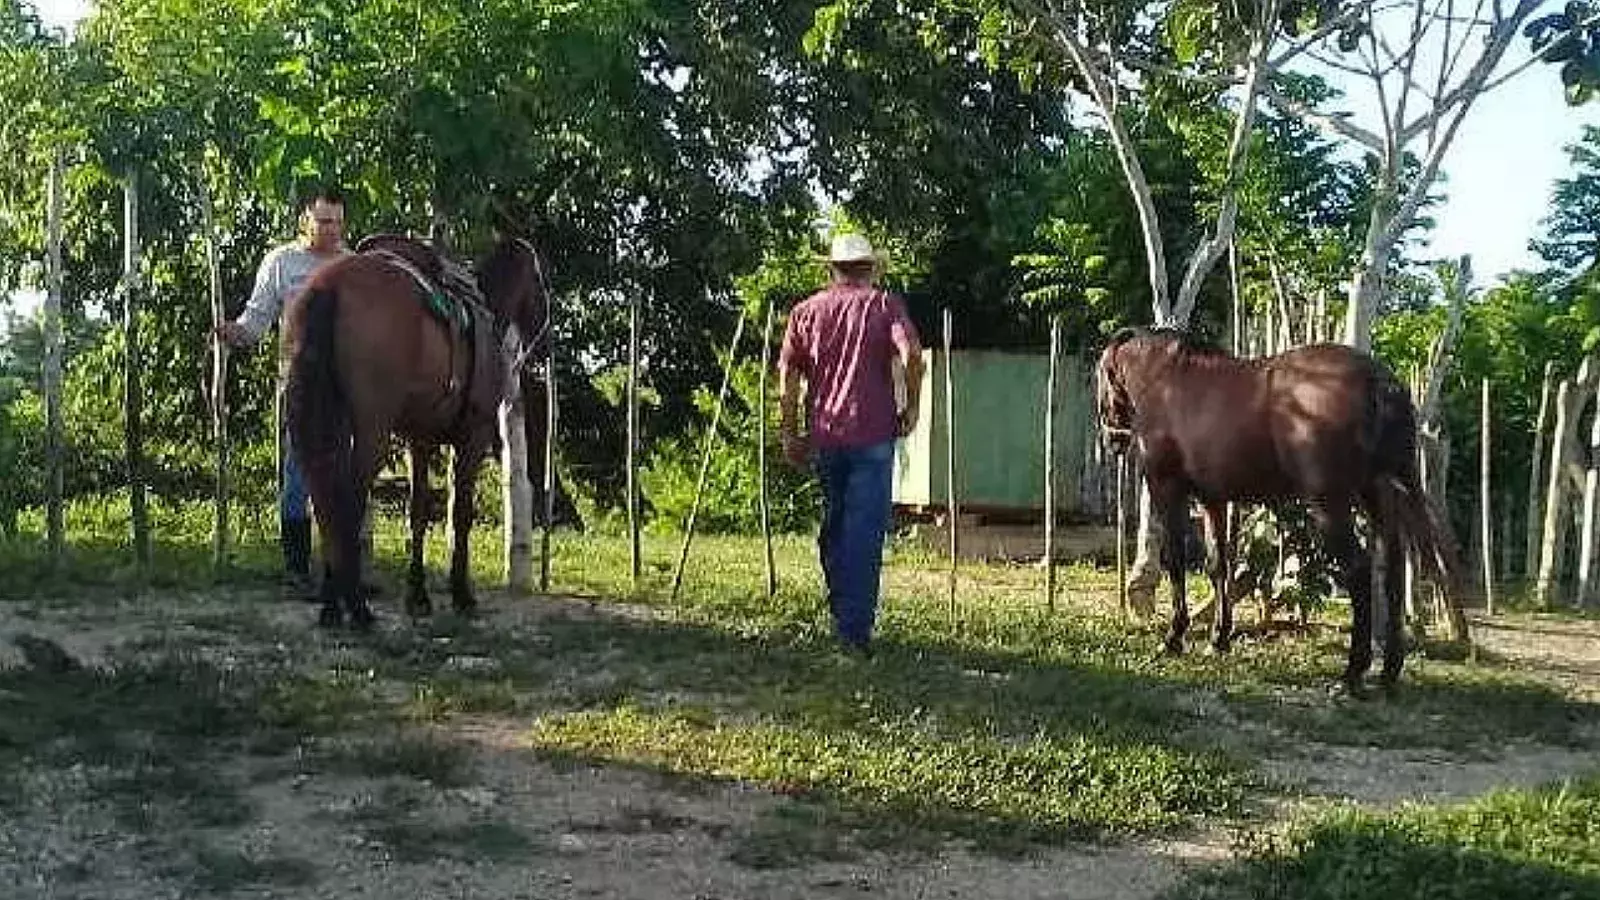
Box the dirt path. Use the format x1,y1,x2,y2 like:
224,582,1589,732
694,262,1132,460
2,592,1596,900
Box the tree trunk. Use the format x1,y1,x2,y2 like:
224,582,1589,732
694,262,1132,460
1342,194,1396,352
1536,357,1599,607
1525,362,1556,581
123,174,150,570
43,153,64,566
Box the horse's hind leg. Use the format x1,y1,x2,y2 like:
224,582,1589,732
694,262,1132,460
341,432,386,629
405,442,434,618
1377,521,1407,691
448,441,490,615
1318,503,1373,693
1159,492,1191,655
1201,501,1235,653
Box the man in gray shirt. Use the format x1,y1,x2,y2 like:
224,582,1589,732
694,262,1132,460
215,187,363,601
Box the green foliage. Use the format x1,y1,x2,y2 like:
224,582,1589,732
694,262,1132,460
1232,504,1338,619
1535,124,1600,271
1166,775,1600,899
1527,1,1600,106
640,357,820,535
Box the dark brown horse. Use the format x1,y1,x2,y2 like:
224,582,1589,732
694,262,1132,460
282,232,550,628
1095,327,1460,693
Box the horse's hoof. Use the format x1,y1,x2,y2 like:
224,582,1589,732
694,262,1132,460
317,604,343,629
1329,677,1368,701
347,603,377,632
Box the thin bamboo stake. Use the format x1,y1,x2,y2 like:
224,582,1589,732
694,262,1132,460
671,308,747,603
758,302,777,600
627,294,642,589
1525,362,1555,581
1228,239,1242,355
539,309,558,593
1116,453,1128,619
1481,378,1495,615
199,167,230,575
123,173,150,570
943,308,958,619
43,153,64,568
1043,316,1059,610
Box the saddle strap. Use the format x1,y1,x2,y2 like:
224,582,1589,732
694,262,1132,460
368,248,467,397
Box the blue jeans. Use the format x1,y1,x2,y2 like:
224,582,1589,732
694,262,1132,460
280,422,310,523
814,440,895,647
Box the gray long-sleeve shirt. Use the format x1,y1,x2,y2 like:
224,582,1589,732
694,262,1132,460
235,242,351,345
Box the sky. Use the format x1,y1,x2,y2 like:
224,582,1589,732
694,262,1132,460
14,0,1600,310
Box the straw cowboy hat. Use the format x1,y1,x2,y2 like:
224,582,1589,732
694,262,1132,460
822,233,884,267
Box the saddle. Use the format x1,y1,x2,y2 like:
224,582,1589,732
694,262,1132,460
356,233,506,430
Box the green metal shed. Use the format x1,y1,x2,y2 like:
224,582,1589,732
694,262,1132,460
892,349,1100,520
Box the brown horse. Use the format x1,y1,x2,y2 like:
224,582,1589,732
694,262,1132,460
282,232,550,628
1095,327,1460,694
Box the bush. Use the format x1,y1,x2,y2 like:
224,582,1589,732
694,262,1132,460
640,359,820,535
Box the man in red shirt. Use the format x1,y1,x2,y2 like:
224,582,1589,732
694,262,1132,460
778,233,925,654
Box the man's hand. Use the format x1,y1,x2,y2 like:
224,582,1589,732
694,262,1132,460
896,408,918,438
781,427,809,470
213,321,249,349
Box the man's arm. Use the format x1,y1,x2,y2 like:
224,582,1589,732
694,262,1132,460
889,299,924,437
217,250,284,348
777,308,810,468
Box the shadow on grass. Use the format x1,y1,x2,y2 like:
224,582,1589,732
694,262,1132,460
7,525,1600,865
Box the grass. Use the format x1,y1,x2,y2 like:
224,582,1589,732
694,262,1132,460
1164,774,1600,899
342,782,539,863
2,498,1598,884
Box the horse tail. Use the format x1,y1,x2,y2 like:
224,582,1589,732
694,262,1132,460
1368,365,1463,597
285,285,347,464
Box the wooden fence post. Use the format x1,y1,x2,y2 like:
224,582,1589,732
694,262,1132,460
123,173,150,570
43,153,65,568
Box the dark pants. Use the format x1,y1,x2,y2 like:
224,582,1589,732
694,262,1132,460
814,440,895,648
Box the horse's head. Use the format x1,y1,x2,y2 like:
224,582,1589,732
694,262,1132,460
1095,326,1197,453
1095,328,1143,453
477,234,551,358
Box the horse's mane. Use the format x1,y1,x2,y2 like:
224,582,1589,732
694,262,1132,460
1108,325,1231,359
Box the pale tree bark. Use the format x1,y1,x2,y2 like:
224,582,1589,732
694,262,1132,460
1525,362,1556,581
1405,258,1470,639
1020,0,1292,614
1536,356,1599,607
1261,0,1546,350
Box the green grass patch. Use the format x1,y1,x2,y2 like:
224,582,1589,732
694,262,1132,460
528,702,1248,845
1165,773,1600,899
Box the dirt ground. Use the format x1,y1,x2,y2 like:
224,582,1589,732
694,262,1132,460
1,589,1596,900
